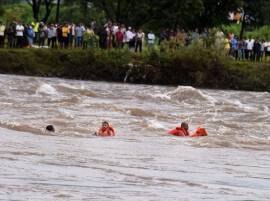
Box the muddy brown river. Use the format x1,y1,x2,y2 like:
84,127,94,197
0,74,269,200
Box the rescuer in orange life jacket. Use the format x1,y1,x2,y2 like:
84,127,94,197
95,121,115,137
168,122,207,137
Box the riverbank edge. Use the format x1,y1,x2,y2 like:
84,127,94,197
0,49,269,92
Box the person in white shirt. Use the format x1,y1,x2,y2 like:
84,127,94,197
0,21,6,48
147,31,155,49
264,41,270,61
246,38,254,60
16,22,25,48
125,27,135,49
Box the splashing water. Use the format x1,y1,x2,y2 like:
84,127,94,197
0,74,270,201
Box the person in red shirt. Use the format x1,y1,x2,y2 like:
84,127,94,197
96,121,115,137
115,29,124,48
168,122,190,136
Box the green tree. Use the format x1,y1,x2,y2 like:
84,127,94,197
83,0,204,30
55,0,61,23
196,0,239,29
0,5,4,18
26,0,54,22
235,0,270,38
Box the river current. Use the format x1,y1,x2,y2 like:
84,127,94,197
0,74,269,200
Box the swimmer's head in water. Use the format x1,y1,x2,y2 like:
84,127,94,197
181,122,189,131
46,125,55,132
102,121,109,128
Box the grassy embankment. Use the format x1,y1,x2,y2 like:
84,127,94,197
0,48,269,92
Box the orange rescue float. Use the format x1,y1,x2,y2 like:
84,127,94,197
168,127,189,136
191,127,208,137
168,127,208,137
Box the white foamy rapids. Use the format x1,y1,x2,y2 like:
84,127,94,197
166,86,217,104
145,119,167,130
57,108,75,119
0,75,270,200
56,83,97,97
36,83,58,95
150,93,171,100
223,99,260,113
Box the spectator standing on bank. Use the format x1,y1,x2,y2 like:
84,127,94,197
62,23,69,48
230,36,238,59
224,36,230,56
238,38,246,60
89,27,99,48
260,40,265,61
69,23,75,48
98,27,107,49
25,24,35,48
253,39,262,62
246,38,254,60
264,41,270,61
7,22,16,48
57,24,63,48
47,24,57,48
106,22,113,49
147,31,156,50
191,28,199,41
159,29,169,45
83,26,95,49
75,23,85,48
0,21,5,48
31,20,40,44
115,28,124,48
120,24,126,34
16,21,25,48
135,29,144,53
39,23,47,47
125,27,135,50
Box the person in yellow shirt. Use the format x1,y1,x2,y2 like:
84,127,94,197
0,21,6,48
224,37,231,56
62,23,69,48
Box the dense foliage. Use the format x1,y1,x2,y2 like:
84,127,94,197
1,0,270,32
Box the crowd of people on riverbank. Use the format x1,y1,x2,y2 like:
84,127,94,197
225,33,270,62
0,20,270,61
0,20,156,52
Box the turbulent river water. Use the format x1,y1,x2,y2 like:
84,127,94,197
0,74,270,201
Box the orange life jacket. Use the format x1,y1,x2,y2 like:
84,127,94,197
191,127,208,137
98,126,115,137
168,127,189,137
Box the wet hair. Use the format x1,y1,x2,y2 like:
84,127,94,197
46,125,55,132
102,121,109,125
181,122,189,130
